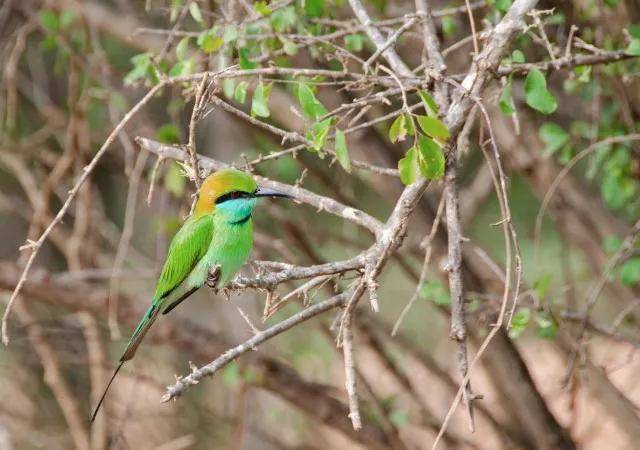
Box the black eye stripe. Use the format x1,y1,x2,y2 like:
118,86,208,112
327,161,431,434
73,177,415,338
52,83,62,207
215,190,253,204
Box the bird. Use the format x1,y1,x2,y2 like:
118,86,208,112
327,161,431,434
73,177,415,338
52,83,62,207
90,168,292,422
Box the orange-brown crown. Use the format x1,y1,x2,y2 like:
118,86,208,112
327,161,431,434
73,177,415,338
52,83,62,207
193,168,258,216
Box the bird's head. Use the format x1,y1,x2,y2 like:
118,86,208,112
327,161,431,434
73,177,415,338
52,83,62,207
194,168,292,220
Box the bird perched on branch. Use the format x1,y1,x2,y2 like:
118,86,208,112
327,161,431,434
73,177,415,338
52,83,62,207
91,168,292,422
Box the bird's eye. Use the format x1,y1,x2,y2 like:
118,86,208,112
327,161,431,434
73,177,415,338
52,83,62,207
231,191,240,199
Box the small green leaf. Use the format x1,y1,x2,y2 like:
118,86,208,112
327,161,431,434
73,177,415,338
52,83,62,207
124,53,152,86
310,118,331,152
509,307,531,339
176,36,190,60
419,280,450,305
270,6,296,32
223,26,238,43
251,81,271,117
390,410,409,427
442,16,455,38
59,10,75,29
297,83,327,119
345,34,363,52
511,49,525,63
626,39,640,56
533,274,552,299
499,77,515,115
223,78,235,99
157,124,181,144
539,123,569,155
524,69,558,115
169,59,195,77
165,162,187,197
239,47,258,69
495,0,512,13
199,32,223,54
416,116,450,140
39,10,59,33
305,0,324,17
416,135,445,179
535,312,557,340
222,362,241,387
334,129,351,172
603,235,623,254
234,81,248,103
398,146,420,185
620,258,640,286
189,2,203,23
389,114,407,143
418,91,439,117
282,40,298,55
254,0,272,16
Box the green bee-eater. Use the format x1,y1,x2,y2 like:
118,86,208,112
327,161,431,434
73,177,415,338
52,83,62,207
91,168,291,422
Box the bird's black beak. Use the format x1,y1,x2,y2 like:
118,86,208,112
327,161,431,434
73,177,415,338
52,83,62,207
254,186,293,199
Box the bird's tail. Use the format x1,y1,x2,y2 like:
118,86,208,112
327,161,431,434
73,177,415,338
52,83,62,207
90,303,160,423
120,303,160,362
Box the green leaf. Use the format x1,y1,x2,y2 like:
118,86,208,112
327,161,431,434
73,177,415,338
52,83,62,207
495,0,512,13
310,118,331,152
574,66,591,83
416,116,450,140
239,47,258,69
345,34,363,53
603,235,623,254
169,59,194,77
59,10,75,29
511,49,525,63
620,258,640,286
416,135,445,179
199,31,223,54
389,114,407,143
533,274,552,299
539,123,569,155
499,77,515,115
418,91,439,117
251,81,271,117
334,129,351,172
419,280,450,305
157,124,181,144
234,81,248,103
189,2,203,22
535,312,557,340
124,53,152,85
442,16,455,38
524,69,558,115
39,10,59,33
254,0,272,16
297,83,327,119
270,6,296,32
398,146,420,185
222,362,241,387
223,26,238,43
390,410,408,428
509,307,531,339
176,36,190,60
165,162,186,197
282,40,298,55
223,78,235,99
626,39,640,56
305,0,324,17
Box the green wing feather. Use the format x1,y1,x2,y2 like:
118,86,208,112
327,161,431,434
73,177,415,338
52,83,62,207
154,214,214,300
120,214,214,362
